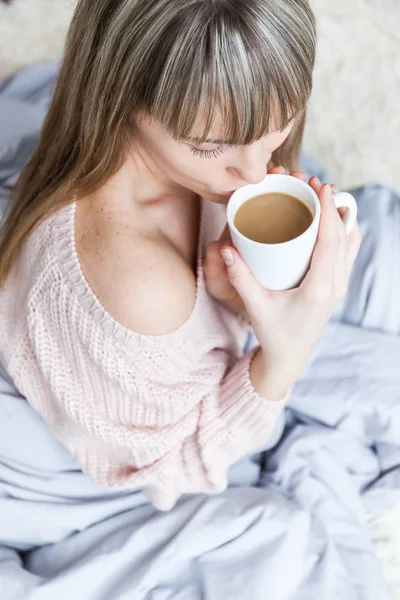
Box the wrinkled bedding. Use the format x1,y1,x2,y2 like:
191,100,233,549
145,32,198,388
1,62,400,600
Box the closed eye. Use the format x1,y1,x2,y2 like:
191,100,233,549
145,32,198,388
190,144,227,159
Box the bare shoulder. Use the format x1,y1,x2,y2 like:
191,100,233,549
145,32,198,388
75,208,197,336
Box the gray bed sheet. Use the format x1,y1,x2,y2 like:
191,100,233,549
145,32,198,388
1,62,400,600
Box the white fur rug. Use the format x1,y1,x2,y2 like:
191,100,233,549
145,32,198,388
305,0,400,191
1,1,400,597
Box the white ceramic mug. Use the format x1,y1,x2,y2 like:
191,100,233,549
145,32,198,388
227,174,358,291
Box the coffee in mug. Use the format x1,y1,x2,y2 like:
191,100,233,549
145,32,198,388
234,192,313,244
227,174,358,291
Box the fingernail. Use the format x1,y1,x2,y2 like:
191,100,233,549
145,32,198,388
332,184,339,195
221,249,234,266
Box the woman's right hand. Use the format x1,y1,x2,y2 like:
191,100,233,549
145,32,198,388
221,178,362,400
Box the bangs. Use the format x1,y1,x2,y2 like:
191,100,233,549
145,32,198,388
143,2,313,146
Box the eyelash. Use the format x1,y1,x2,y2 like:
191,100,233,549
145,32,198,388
190,144,226,159
188,119,295,159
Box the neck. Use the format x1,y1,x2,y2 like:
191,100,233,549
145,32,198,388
90,148,195,216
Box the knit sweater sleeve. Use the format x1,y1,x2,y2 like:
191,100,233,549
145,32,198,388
15,324,288,512
9,301,289,511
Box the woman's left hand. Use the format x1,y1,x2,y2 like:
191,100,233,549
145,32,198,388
203,166,335,315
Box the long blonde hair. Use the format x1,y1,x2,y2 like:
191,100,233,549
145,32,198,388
0,0,316,287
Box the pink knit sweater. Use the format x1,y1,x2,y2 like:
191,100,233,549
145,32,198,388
0,199,289,510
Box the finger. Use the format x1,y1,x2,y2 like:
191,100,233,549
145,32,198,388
331,185,348,221
204,242,242,303
318,183,346,244
220,246,266,311
314,183,349,295
309,179,344,238
203,226,234,299
308,176,323,195
267,166,287,175
332,218,362,296
345,220,362,279
204,241,227,282
332,223,349,294
290,170,307,181
302,184,343,292
203,224,232,281
329,183,349,225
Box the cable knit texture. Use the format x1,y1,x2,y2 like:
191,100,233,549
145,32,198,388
0,199,289,510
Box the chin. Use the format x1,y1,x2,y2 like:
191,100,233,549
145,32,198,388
201,191,231,205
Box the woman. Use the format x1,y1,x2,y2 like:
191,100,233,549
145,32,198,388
0,0,361,515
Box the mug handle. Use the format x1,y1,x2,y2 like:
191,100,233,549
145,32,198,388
333,192,358,234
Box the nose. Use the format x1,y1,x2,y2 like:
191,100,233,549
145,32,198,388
228,141,270,185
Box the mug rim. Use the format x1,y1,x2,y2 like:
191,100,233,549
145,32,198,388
227,173,321,248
